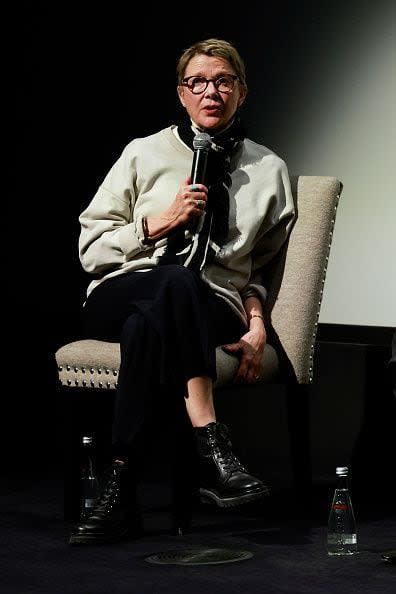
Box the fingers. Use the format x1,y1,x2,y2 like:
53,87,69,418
221,342,261,384
184,176,208,198
175,179,208,222
189,183,207,213
221,343,241,353
234,365,261,384
234,353,262,384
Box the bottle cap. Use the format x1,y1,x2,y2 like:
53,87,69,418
82,436,93,445
336,466,348,475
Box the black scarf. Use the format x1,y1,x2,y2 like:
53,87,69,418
158,116,246,271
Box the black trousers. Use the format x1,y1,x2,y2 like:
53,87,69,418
81,265,246,459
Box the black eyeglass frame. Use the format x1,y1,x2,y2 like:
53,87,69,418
180,74,239,94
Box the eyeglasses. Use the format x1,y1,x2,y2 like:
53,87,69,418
181,74,239,94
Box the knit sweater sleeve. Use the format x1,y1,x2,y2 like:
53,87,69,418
78,143,149,275
241,159,295,308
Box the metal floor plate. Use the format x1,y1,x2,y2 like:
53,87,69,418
144,547,254,566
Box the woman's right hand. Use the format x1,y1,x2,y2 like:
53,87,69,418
145,176,208,240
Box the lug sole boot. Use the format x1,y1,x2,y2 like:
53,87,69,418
194,421,270,508
69,462,142,545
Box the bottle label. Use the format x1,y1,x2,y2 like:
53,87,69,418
328,534,357,544
332,504,348,510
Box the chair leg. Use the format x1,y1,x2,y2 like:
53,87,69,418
170,446,198,534
285,384,313,506
62,388,81,522
169,408,199,535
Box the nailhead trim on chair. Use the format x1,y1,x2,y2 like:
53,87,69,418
58,365,119,389
307,200,340,383
55,339,123,389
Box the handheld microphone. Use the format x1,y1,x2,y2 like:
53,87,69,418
189,133,211,235
191,132,211,184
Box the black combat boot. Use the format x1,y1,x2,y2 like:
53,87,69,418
69,461,142,545
194,421,269,507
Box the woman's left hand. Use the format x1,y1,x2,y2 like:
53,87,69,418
222,325,267,384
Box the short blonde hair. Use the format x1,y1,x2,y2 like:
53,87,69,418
176,38,247,90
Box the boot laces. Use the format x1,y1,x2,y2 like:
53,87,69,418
88,468,121,516
211,438,246,473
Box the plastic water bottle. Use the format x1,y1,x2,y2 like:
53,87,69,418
327,466,358,555
80,435,100,520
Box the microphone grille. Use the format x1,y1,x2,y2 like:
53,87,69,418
193,132,212,151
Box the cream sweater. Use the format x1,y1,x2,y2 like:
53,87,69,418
79,125,295,323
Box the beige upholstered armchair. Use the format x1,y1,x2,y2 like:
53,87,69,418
56,176,342,522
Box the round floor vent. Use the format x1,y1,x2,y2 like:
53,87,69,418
145,547,253,566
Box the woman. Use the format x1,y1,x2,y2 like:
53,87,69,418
70,38,295,545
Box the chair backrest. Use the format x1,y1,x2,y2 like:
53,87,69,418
267,175,342,383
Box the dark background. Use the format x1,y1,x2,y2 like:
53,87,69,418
7,2,395,490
